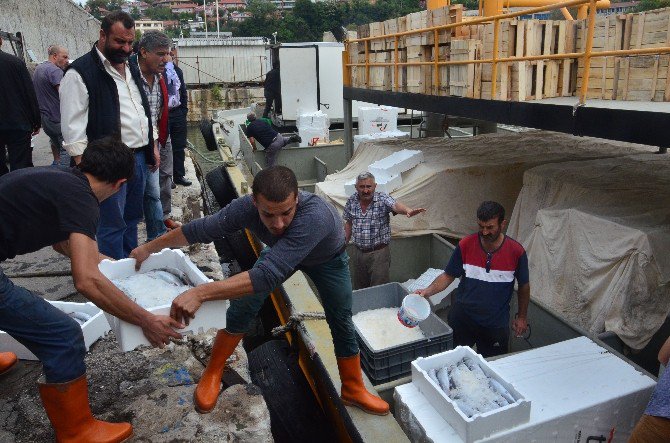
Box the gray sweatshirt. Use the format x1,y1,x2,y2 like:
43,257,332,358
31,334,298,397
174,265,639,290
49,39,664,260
182,191,345,293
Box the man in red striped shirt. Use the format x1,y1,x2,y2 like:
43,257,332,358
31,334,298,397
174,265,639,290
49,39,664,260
417,201,529,357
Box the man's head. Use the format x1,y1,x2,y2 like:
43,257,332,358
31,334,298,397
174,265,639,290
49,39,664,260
78,137,135,200
247,112,256,122
138,31,171,75
476,201,506,244
251,166,299,236
354,172,376,203
48,45,69,70
99,11,135,64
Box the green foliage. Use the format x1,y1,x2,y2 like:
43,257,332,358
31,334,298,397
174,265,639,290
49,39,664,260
211,84,223,103
145,6,174,20
228,0,423,42
130,6,142,20
635,0,670,11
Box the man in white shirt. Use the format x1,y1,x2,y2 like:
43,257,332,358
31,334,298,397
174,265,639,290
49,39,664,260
60,11,159,259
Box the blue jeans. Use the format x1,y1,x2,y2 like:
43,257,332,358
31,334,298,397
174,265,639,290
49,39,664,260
143,167,166,241
0,267,86,382
97,151,147,259
226,249,359,357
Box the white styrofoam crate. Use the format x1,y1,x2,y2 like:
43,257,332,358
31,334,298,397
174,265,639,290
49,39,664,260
0,301,110,360
99,248,227,352
412,346,531,443
358,106,399,135
298,126,330,147
369,149,424,180
353,130,409,152
344,178,356,196
296,110,330,130
344,172,402,195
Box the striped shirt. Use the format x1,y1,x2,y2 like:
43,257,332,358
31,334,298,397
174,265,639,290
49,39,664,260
343,191,396,249
445,233,529,328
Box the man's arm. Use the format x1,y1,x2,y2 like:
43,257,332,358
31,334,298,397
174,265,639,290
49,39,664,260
68,233,184,347
659,335,670,366
512,283,530,336
20,61,41,132
344,220,352,243
53,239,110,263
60,69,89,164
392,201,426,218
416,272,455,298
130,226,191,269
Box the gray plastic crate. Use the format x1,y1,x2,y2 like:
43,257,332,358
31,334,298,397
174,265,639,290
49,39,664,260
352,282,453,384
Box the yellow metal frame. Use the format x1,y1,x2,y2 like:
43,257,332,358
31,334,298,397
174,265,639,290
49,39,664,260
344,0,670,105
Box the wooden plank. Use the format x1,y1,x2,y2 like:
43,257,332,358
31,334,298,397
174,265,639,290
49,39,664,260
449,39,482,98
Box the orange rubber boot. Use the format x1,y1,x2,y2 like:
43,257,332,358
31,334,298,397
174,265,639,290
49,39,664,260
38,375,132,443
0,352,18,375
337,354,390,416
194,329,244,413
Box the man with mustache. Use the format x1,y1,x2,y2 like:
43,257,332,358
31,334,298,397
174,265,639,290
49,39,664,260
60,11,158,259
416,201,529,357
130,31,171,242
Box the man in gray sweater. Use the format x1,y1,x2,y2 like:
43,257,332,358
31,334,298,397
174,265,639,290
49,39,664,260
130,165,389,416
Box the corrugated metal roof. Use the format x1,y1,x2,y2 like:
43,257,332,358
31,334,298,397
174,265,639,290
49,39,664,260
177,43,270,85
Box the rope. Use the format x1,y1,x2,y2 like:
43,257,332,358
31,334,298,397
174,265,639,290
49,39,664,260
186,140,224,165
271,311,327,337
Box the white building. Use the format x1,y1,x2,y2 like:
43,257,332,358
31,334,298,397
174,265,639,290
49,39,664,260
135,20,165,34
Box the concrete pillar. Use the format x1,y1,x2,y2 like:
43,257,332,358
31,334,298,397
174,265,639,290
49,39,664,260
423,113,446,138
344,98,354,160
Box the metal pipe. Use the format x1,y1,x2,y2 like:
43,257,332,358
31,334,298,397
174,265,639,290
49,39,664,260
434,29,439,94
560,7,574,20
491,18,500,99
394,36,399,92
579,0,598,104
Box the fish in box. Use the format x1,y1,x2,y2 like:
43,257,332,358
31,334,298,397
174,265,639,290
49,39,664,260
99,248,227,352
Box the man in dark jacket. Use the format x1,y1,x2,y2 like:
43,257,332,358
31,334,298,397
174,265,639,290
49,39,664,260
60,11,158,259
167,48,191,187
0,35,40,176
245,112,300,167
262,60,281,118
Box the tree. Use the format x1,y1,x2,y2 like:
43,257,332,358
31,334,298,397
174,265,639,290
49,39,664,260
130,6,141,20
636,0,670,11
145,6,174,20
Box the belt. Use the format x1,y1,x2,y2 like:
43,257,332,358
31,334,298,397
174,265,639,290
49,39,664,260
130,144,149,153
357,243,388,253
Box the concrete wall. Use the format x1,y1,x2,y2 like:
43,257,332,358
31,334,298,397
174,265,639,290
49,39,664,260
187,86,264,122
0,0,99,61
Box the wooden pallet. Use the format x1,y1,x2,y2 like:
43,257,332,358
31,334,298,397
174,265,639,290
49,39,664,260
481,20,515,100
450,39,482,98
406,45,433,94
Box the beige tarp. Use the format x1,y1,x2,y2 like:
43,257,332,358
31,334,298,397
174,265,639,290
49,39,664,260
507,154,670,350
315,131,654,239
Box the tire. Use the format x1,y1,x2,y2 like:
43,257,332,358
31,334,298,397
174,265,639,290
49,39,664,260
248,340,336,443
205,167,257,269
199,119,218,152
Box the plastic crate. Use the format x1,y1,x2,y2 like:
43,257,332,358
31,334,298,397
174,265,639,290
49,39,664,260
352,282,453,384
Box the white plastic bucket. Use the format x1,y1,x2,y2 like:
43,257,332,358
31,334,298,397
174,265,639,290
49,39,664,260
397,294,431,328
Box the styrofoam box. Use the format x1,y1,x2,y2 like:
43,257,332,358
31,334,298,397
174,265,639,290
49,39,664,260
344,172,403,195
299,126,330,147
0,301,110,360
358,106,399,135
353,130,409,152
99,248,227,352
296,110,330,130
412,346,531,443
369,149,424,180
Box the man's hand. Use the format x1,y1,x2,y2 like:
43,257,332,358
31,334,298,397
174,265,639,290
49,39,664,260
170,288,203,326
31,128,40,136
415,288,431,298
140,314,184,348
150,143,160,172
512,316,528,337
130,244,152,271
406,208,427,218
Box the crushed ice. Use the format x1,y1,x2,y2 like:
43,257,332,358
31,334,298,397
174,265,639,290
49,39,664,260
429,357,517,418
111,269,194,309
352,307,425,350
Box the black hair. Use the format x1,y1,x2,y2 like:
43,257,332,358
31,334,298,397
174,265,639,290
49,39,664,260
252,166,298,202
101,10,134,35
78,137,135,184
477,201,505,224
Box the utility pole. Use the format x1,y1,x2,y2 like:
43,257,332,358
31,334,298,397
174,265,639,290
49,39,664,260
203,0,209,37
215,0,220,38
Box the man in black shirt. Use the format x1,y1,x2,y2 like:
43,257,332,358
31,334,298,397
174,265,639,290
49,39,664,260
262,60,281,118
245,112,300,167
0,138,183,442
0,35,40,176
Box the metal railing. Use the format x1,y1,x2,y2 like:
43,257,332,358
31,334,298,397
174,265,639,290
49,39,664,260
344,0,670,104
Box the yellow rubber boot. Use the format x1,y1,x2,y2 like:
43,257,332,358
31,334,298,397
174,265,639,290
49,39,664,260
0,352,18,375
38,375,133,443
194,329,244,413
337,354,390,416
